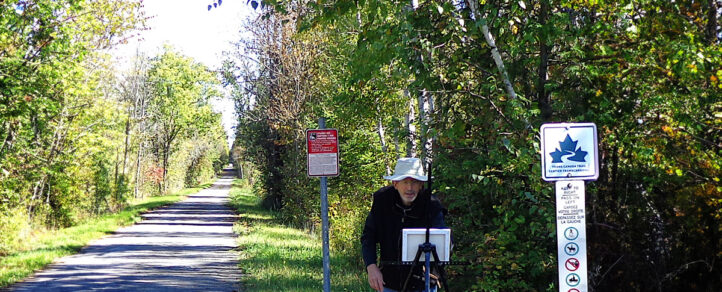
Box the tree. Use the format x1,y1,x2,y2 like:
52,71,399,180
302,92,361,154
0,0,146,227
0,0,230,260
116,52,153,198
146,46,221,194
230,0,722,290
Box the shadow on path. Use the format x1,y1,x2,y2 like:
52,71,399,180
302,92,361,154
6,169,242,292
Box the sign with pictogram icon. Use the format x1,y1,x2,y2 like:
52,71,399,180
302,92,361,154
565,258,580,271
542,123,595,292
556,180,587,291
564,242,579,256
564,227,579,240
566,273,580,287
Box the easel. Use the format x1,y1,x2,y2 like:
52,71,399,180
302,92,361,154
401,227,450,292
399,163,464,291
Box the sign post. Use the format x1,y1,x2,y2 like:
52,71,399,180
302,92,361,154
307,118,339,292
555,180,587,291
541,123,598,292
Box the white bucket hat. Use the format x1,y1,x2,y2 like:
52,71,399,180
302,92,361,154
383,157,427,182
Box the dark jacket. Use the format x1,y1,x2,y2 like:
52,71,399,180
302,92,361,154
361,185,446,290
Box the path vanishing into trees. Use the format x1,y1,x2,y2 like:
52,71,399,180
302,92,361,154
7,171,241,292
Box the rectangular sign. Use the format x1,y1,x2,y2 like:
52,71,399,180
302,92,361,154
401,228,451,262
541,123,599,181
556,180,588,292
306,129,339,177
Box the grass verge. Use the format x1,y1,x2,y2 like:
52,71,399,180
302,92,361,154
229,180,368,292
0,183,211,288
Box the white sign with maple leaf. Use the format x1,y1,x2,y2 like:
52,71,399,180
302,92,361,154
540,123,599,181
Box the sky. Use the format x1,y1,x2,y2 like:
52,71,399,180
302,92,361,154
110,0,254,147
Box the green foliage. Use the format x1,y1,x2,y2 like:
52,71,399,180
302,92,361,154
0,0,228,275
1,0,147,231
0,207,31,256
145,46,225,194
231,0,721,291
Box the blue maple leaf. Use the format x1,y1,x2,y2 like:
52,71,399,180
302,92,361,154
549,134,587,163
568,147,587,162
550,148,565,163
559,134,578,154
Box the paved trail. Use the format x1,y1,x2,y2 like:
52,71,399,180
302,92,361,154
8,173,241,292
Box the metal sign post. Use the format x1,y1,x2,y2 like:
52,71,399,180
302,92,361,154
306,118,339,292
541,122,598,292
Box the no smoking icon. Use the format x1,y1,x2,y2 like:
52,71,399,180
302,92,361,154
565,257,580,271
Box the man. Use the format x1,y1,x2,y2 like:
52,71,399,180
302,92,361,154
361,157,446,292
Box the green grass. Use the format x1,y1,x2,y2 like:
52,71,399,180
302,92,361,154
229,180,368,292
0,185,209,288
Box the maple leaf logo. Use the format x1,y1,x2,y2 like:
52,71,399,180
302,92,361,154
550,134,587,163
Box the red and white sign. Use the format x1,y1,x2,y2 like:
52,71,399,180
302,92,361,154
306,129,339,177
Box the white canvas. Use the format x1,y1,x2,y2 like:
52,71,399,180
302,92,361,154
401,228,451,262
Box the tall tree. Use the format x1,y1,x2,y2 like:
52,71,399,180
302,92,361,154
0,0,146,224
146,47,220,194
117,52,153,198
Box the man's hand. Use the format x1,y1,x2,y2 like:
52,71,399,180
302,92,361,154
366,264,384,291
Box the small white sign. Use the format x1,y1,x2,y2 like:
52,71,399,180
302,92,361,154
556,180,587,292
541,123,599,181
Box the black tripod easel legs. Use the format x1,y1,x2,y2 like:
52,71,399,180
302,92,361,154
401,243,450,292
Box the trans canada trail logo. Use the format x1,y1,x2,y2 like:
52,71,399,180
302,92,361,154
550,134,587,163
541,122,598,181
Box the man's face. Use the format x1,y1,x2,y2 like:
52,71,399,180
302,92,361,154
393,178,424,206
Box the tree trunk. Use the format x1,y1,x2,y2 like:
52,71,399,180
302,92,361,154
467,0,532,130
162,142,170,194
0,121,15,164
467,0,518,100
537,0,552,120
134,140,144,198
377,114,391,176
113,140,120,197
394,130,400,160
121,114,130,179
706,0,719,45
28,116,69,220
405,89,417,157
418,89,433,175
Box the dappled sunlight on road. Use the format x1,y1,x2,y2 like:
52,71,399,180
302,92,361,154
8,175,242,292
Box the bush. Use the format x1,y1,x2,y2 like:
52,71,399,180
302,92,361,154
0,207,31,256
